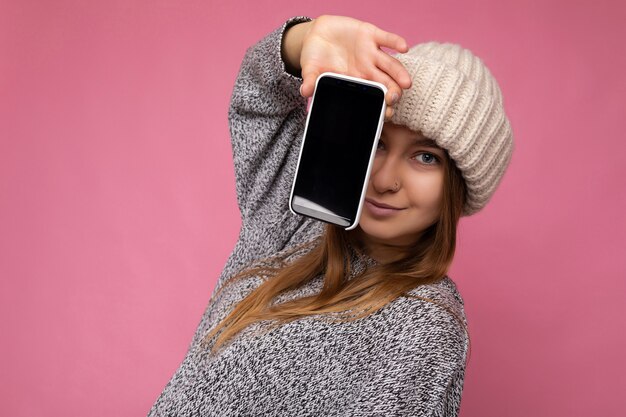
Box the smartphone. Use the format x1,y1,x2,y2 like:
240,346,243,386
289,72,387,230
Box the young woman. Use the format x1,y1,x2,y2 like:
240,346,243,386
148,15,513,417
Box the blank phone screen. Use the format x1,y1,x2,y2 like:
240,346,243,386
292,75,385,226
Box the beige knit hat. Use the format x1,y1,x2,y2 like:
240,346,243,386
390,42,514,216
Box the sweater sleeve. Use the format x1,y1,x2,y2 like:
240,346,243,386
183,16,321,351
346,302,469,417
228,16,312,229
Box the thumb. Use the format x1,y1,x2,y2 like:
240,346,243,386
300,68,320,98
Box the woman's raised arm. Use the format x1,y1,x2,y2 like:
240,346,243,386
228,15,412,229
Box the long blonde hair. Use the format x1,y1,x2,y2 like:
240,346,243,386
201,150,469,357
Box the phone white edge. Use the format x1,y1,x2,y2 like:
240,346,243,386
288,72,388,231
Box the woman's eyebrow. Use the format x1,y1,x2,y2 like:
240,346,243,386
413,137,439,148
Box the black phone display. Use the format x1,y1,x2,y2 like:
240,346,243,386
289,73,386,229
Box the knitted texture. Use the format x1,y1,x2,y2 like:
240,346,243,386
391,42,514,215
147,17,469,417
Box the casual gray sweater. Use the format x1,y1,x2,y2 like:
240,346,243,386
147,16,469,417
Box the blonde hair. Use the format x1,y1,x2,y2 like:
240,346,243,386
201,148,470,359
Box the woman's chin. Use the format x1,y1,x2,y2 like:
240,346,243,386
356,212,433,248
356,218,411,246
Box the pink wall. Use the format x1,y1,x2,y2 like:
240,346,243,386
1,0,624,416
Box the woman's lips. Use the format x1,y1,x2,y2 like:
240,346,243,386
364,198,404,217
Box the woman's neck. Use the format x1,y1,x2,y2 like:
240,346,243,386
348,227,418,264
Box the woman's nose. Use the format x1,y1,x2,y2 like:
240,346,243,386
371,154,400,194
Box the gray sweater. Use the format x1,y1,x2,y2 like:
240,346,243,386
147,16,468,417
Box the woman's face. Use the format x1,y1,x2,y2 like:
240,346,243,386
357,123,447,252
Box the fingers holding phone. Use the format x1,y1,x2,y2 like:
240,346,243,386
293,16,412,108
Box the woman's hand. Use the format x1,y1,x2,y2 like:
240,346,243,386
282,15,412,120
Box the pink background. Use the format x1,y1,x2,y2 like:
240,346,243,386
1,0,625,416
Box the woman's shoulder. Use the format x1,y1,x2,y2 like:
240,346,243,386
399,276,467,334
372,276,468,364
405,275,464,307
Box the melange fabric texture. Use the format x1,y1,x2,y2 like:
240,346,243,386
147,16,469,417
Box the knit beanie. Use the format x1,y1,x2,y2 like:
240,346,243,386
390,42,514,216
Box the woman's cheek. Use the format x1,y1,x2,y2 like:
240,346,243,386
404,171,444,206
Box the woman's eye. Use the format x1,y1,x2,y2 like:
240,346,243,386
376,141,386,151
415,152,438,165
